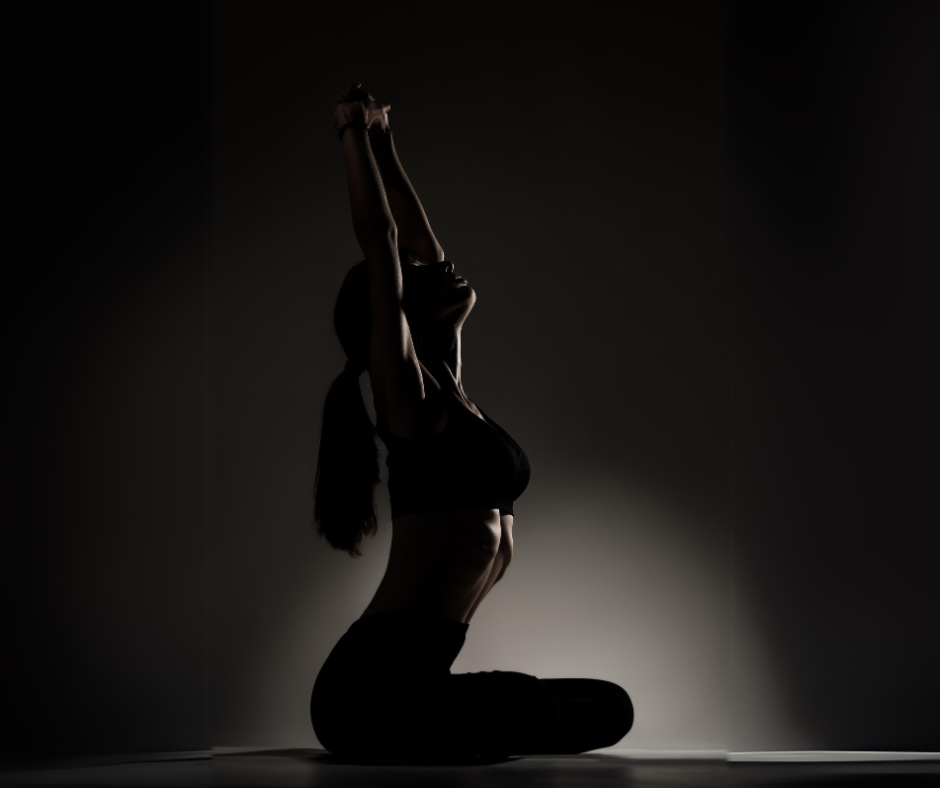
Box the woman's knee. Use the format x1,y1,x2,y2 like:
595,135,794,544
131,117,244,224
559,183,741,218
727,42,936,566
541,678,634,741
586,680,633,738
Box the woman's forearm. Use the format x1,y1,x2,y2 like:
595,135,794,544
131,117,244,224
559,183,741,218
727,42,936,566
342,127,397,248
370,131,444,263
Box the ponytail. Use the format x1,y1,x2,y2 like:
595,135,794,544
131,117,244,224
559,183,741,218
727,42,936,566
314,364,379,557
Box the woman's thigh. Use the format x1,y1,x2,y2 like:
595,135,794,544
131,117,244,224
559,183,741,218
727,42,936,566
314,669,560,757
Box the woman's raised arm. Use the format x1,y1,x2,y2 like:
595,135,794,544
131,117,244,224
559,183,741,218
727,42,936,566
369,124,445,265
342,85,444,264
333,85,425,434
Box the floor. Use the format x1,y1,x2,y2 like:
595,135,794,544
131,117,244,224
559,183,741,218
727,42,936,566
2,749,938,787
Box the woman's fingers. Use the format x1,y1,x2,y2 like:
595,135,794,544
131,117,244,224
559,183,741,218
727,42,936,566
336,82,362,103
332,85,390,126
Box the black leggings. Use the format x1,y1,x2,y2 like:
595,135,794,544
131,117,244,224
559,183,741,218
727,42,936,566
310,611,633,758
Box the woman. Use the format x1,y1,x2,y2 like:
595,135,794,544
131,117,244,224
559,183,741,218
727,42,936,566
311,83,633,759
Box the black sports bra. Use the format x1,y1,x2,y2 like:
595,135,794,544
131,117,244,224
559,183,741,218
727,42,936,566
376,394,530,520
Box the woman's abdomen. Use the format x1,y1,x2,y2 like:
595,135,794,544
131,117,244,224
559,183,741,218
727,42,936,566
362,509,508,623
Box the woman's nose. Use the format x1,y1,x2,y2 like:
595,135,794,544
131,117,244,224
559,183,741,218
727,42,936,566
441,260,454,274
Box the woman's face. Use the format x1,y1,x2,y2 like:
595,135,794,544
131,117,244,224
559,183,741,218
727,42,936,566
403,259,476,327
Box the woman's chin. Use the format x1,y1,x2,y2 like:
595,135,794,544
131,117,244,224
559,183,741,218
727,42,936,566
458,286,477,313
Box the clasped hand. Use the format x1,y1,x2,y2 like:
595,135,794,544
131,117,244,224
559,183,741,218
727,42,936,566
332,82,390,132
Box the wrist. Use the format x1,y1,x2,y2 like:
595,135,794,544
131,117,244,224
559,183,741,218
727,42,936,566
339,122,369,142
335,102,367,127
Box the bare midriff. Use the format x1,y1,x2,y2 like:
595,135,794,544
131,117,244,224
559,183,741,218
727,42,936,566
360,508,514,624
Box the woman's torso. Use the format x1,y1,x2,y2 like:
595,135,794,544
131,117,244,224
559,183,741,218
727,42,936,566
362,387,518,624
360,508,513,624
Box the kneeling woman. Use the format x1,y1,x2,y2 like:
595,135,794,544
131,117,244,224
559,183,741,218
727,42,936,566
311,83,633,759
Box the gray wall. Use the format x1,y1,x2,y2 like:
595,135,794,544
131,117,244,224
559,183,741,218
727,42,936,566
210,2,730,751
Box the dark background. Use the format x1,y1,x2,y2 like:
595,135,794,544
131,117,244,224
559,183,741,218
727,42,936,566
7,3,210,760
5,0,938,762
731,0,939,750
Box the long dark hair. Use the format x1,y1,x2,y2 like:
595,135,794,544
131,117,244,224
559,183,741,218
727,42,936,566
314,253,435,556
314,261,377,557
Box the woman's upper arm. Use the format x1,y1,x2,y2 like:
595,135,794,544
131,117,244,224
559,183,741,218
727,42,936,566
363,230,425,435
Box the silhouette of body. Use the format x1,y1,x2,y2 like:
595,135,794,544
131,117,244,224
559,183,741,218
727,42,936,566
311,84,633,758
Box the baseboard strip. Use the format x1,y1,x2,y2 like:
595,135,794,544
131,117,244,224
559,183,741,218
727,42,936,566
728,751,939,762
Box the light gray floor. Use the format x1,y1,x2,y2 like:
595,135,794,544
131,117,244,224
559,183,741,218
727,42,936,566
3,749,938,787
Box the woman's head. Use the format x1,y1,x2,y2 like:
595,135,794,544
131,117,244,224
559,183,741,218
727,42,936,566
334,252,476,371
402,257,476,335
